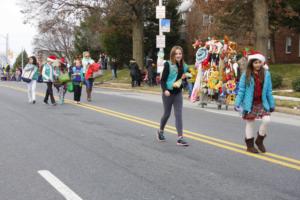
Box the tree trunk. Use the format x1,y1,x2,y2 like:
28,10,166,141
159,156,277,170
132,17,144,69
270,30,276,63
253,0,269,57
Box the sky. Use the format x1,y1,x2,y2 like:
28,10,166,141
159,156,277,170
0,0,36,62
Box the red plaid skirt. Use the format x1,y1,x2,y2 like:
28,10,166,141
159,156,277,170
243,104,270,120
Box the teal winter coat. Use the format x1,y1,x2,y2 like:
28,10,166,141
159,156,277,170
42,63,54,82
235,71,275,113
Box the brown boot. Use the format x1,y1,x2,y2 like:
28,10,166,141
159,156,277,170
255,133,267,153
245,138,259,153
86,88,92,102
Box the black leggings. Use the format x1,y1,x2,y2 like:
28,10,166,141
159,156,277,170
44,82,55,104
74,84,82,102
160,92,183,137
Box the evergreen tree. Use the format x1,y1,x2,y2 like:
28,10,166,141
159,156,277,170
13,50,28,71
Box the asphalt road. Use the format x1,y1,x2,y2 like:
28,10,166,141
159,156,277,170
0,81,299,200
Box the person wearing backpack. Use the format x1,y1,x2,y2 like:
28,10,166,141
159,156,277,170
71,59,84,104
157,46,189,147
24,56,39,104
42,55,57,106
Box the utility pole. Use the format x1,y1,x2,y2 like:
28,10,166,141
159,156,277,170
159,0,164,53
156,0,167,74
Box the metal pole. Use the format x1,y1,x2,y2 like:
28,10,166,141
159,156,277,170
159,0,163,54
157,0,165,74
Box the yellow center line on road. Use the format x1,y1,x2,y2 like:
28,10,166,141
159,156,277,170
68,100,300,166
2,84,300,171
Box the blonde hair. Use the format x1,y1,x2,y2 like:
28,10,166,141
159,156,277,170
83,51,90,57
170,46,184,64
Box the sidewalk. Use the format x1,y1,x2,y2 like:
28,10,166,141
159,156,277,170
93,86,300,127
97,82,300,100
273,95,300,102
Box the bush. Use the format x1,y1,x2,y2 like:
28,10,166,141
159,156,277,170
292,77,300,92
271,73,283,89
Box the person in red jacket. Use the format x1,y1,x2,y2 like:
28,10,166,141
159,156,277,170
85,62,100,102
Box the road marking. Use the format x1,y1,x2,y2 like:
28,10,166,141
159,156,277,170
65,101,300,171
66,100,300,166
2,84,300,171
38,170,83,200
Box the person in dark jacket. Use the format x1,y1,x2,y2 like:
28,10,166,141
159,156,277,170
146,58,155,86
111,58,118,79
129,59,141,87
5,64,10,80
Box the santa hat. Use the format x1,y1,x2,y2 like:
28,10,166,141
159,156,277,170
59,57,66,64
47,55,57,62
248,51,269,70
248,52,265,63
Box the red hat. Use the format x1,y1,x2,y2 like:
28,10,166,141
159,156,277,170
47,55,57,62
59,57,66,64
248,51,270,70
248,51,265,63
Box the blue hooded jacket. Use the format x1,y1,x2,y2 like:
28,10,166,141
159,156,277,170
235,71,275,112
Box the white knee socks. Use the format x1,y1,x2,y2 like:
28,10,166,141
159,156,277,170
245,116,271,139
259,116,271,136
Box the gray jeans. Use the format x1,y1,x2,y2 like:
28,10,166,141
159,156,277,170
160,92,183,137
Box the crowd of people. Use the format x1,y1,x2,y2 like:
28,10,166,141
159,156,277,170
21,51,102,106
128,58,158,88
3,45,275,150
0,64,22,82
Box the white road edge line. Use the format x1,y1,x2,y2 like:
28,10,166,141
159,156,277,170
38,170,83,200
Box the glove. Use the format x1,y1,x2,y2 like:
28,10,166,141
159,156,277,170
234,106,240,112
270,108,275,112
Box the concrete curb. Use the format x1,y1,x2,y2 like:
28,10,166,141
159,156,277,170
94,83,300,116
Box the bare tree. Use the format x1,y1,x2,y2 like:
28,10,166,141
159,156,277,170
33,21,75,62
20,0,153,68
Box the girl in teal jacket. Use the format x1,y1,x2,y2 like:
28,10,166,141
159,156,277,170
235,53,275,154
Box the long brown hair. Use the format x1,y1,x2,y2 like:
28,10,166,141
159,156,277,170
170,46,185,72
246,59,265,85
170,46,185,63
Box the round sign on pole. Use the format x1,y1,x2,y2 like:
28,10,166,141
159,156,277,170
196,47,208,64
